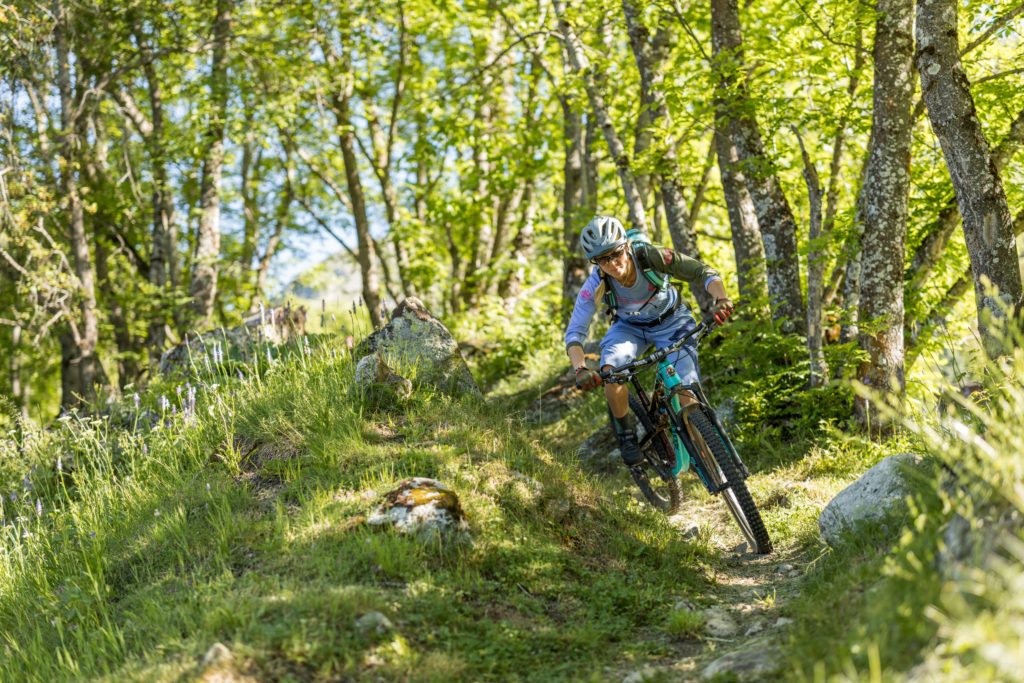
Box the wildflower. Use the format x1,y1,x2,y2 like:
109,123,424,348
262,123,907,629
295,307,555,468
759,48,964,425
89,531,96,538
35,499,41,517
266,348,273,364
206,483,211,491
10,491,16,503
56,456,62,473
237,369,244,381
154,509,161,517
159,395,170,411
176,384,183,398
132,393,140,410
142,444,148,456
23,473,32,491
331,314,337,322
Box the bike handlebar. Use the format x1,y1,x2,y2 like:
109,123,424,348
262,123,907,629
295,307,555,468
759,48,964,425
598,318,719,384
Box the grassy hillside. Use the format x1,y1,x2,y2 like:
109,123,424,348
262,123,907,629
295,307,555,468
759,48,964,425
1,319,1020,681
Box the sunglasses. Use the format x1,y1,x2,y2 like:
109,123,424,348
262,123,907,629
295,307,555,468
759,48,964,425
592,245,628,266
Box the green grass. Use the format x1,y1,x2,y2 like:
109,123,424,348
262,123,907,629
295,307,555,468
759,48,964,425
0,336,719,681
3,324,1019,681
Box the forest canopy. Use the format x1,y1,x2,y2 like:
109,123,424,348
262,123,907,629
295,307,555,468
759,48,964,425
1,0,1023,420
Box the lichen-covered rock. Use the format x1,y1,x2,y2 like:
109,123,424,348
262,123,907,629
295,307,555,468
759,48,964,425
159,304,306,377
367,477,469,541
354,353,413,404
353,297,480,399
819,452,927,546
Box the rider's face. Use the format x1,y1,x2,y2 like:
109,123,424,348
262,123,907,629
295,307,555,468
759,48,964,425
596,245,632,280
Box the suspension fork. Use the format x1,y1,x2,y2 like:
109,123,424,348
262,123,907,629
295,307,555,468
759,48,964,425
677,383,750,480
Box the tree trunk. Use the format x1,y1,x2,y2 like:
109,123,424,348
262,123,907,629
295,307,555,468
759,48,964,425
710,0,805,333
143,55,178,361
560,95,588,323
53,0,101,409
499,176,537,302
855,0,915,426
908,105,1024,303
819,25,866,315
189,0,233,327
335,88,382,329
239,114,262,288
251,152,296,312
623,0,712,313
838,137,875,344
794,130,829,386
689,137,717,230
916,0,1024,354
9,325,29,421
714,125,768,307
554,0,649,234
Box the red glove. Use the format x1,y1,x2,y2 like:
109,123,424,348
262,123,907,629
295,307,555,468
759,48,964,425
575,367,603,391
714,297,735,325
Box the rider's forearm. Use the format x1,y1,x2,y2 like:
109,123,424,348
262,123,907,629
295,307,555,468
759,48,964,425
706,279,729,302
567,343,585,371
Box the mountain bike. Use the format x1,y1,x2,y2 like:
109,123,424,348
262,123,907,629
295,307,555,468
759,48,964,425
598,319,772,554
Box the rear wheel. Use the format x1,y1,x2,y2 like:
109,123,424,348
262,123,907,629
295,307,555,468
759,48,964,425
686,410,772,554
627,394,682,515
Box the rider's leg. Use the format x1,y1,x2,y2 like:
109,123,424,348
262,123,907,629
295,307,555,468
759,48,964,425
600,326,645,466
604,367,642,465
604,369,629,417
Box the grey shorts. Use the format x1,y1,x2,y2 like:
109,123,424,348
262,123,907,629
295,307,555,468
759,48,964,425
600,307,700,385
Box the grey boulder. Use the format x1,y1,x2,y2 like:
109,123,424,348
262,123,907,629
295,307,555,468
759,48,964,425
354,353,413,404
818,452,926,546
354,297,480,399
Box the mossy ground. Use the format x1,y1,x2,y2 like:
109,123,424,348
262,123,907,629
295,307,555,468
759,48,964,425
0,332,948,681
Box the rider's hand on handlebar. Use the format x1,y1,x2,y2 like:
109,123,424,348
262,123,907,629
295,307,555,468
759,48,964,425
713,296,735,325
575,366,603,391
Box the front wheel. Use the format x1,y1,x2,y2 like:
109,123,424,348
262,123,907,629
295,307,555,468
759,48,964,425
627,394,682,515
686,410,772,554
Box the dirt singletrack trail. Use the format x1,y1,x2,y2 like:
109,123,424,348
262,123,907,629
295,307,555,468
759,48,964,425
626,480,806,680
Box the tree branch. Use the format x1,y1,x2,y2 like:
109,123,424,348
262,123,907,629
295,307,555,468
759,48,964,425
961,3,1024,57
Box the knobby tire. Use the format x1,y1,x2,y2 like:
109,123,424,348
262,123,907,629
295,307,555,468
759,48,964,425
627,394,682,515
687,410,773,554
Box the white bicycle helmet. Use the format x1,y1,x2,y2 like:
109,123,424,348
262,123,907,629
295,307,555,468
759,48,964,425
580,215,627,259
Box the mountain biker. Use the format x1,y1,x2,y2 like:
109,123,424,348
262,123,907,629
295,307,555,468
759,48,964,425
565,215,734,467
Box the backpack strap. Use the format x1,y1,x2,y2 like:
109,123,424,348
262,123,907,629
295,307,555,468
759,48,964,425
596,268,617,316
633,242,670,290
